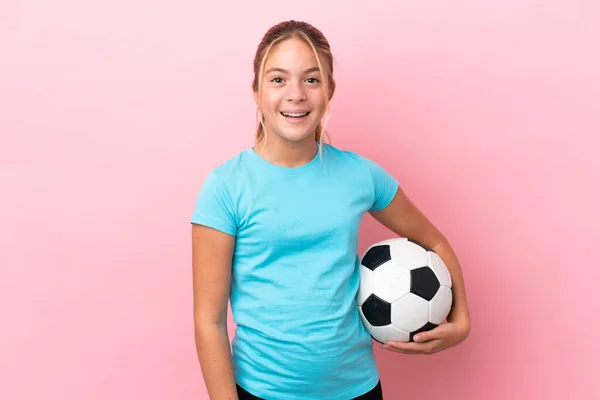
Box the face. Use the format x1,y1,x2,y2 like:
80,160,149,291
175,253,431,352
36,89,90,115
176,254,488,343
254,37,328,145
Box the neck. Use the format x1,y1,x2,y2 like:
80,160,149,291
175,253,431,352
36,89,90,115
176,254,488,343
254,136,319,168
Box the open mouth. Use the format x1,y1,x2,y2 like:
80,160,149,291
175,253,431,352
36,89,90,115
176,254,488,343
280,111,310,118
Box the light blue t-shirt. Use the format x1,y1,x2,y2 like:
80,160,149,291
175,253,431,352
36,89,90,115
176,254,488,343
191,142,398,400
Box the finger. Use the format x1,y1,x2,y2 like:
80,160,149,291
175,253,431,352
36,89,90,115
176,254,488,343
413,324,448,343
413,332,433,343
384,341,426,353
384,340,441,355
382,345,421,355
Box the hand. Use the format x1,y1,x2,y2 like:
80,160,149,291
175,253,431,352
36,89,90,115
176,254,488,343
381,319,470,355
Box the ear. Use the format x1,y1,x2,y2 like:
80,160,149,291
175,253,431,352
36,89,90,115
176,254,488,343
328,79,336,101
252,87,260,106
251,83,257,103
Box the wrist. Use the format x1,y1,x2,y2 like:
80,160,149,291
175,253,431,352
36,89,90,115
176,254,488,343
448,311,471,333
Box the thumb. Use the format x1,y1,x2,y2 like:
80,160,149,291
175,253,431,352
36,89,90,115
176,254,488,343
413,332,429,343
414,324,445,342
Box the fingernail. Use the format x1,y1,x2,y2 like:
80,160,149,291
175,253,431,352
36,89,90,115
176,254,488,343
414,336,420,342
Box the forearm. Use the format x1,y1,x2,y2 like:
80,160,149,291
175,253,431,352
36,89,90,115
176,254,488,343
195,323,239,400
432,239,471,331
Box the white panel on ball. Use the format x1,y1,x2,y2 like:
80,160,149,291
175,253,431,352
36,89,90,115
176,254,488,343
429,285,453,324
389,240,429,271
428,251,452,287
369,237,401,247
390,293,430,332
371,260,411,303
370,324,410,344
357,265,375,306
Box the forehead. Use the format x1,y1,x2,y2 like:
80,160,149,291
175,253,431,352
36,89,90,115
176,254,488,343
264,37,319,71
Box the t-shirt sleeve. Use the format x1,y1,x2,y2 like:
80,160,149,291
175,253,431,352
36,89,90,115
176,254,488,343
360,155,399,212
190,169,237,236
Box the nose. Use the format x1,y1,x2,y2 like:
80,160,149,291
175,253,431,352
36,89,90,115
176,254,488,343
286,80,307,102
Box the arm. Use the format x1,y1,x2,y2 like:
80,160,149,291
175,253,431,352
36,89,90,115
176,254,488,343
192,223,239,399
370,186,471,352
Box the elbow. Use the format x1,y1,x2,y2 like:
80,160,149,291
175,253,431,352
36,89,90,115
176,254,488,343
431,234,451,251
194,320,229,352
194,314,228,336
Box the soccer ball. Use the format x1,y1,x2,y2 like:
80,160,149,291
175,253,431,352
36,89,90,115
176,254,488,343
357,237,453,343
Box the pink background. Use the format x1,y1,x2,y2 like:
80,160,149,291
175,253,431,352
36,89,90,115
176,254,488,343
1,1,599,399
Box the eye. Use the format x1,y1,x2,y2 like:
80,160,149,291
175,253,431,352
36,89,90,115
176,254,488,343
306,77,320,84
270,77,284,84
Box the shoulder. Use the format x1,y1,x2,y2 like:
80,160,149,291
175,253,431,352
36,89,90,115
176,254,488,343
190,150,250,213
198,148,248,186
323,142,364,162
322,142,381,170
191,149,249,220
325,141,398,180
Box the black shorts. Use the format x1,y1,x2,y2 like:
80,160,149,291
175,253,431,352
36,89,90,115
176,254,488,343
236,380,383,400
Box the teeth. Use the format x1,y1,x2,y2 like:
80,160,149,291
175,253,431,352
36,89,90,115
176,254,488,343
281,112,308,117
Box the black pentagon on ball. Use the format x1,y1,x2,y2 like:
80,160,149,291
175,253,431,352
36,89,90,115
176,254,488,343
362,294,391,326
409,322,438,342
410,266,440,301
361,245,391,271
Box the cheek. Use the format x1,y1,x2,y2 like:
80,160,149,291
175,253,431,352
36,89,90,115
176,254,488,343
261,91,281,112
310,90,326,108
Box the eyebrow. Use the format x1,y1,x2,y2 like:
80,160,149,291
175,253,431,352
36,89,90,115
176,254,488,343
264,67,320,75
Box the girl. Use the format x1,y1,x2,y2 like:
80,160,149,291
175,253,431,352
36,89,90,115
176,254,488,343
191,20,470,400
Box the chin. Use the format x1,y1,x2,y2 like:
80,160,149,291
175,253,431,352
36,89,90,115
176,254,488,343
283,133,316,143
274,128,317,143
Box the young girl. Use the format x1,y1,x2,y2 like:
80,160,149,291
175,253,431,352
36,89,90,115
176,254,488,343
191,20,471,400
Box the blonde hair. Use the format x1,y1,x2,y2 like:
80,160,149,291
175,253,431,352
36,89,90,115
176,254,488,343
252,21,336,159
